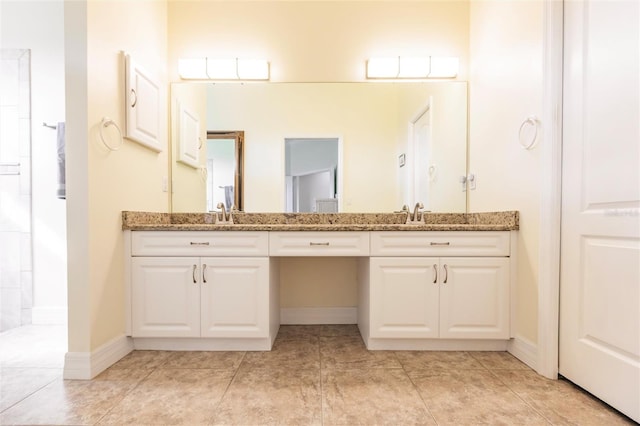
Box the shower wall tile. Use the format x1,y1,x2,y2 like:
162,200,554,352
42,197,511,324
0,59,19,105
19,80,30,118
1,287,21,331
0,49,31,333
0,105,20,161
18,50,30,82
19,117,31,158
0,232,20,288
0,190,29,233
18,195,31,233
21,271,32,309
20,231,32,271
21,307,32,326
19,158,30,197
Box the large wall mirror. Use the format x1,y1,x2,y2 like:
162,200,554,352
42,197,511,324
170,82,468,213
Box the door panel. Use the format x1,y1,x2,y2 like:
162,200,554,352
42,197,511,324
131,257,200,337
439,257,509,339
560,1,640,421
200,257,269,338
369,257,439,338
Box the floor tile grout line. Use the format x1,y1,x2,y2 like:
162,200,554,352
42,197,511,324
91,367,155,425
487,368,555,425
209,350,248,420
0,374,60,416
400,360,441,425
318,334,325,426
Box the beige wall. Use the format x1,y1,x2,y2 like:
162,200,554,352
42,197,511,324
167,1,470,82
468,1,543,344
65,0,169,352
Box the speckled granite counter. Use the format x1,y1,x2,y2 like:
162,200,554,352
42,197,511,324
122,211,518,231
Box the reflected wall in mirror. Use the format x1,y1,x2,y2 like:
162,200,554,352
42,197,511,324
285,138,340,213
170,82,467,213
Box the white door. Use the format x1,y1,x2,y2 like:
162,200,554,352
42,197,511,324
439,257,509,339
560,0,640,422
369,257,439,338
131,257,200,338
200,257,269,338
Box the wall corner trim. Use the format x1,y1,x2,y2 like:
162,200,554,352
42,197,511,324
63,334,133,380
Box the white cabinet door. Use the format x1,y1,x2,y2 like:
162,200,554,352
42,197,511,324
439,257,509,339
131,257,200,338
369,257,509,340
369,257,439,338
200,257,270,338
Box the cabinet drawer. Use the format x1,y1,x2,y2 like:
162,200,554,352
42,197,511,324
269,232,370,256
131,231,269,257
370,231,510,257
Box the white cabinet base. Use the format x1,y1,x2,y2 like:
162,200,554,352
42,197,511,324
362,336,510,351
132,335,277,351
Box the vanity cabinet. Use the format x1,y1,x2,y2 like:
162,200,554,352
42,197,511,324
124,226,516,352
369,256,510,339
126,231,276,349
362,231,513,346
131,256,269,338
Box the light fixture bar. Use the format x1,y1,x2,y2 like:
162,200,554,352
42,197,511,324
366,56,458,79
178,57,270,81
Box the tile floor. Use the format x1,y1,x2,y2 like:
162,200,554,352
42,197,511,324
0,324,635,425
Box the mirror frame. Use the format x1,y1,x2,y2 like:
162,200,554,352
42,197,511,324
207,130,244,211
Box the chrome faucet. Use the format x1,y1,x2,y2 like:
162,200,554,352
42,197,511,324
412,202,424,223
216,202,231,223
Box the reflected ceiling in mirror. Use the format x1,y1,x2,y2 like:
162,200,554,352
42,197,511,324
170,82,467,213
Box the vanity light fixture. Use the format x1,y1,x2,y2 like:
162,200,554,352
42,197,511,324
366,56,458,79
178,57,270,81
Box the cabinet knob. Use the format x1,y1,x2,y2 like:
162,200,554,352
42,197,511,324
430,242,450,246
309,242,330,246
190,242,210,246
433,264,438,283
202,264,207,283
192,264,197,283
443,264,449,284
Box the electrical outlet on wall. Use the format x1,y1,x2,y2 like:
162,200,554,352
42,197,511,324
468,173,477,190
460,175,467,192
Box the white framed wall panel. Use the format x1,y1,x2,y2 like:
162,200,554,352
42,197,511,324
124,53,162,152
176,99,200,168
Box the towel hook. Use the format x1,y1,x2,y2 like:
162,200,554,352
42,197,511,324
518,116,539,150
99,117,124,151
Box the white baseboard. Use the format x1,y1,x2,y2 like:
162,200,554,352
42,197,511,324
280,307,357,324
365,338,509,351
133,337,274,351
63,334,133,380
508,334,538,370
32,307,67,325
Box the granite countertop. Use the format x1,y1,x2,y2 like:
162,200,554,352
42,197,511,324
122,211,519,231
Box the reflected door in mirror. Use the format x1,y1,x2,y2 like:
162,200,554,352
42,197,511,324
207,131,244,211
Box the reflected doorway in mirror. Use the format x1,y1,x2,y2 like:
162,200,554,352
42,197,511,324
284,137,341,213
206,131,244,212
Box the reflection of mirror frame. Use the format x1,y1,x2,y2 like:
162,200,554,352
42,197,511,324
207,131,244,211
